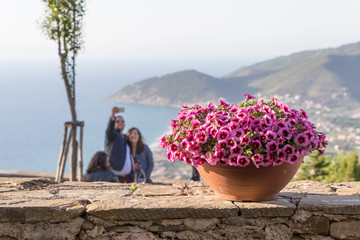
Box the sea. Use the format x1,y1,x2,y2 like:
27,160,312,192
0,60,184,174
0,58,255,174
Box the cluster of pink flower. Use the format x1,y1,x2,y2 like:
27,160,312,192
159,94,327,168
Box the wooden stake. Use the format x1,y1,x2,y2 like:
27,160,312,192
55,124,68,182
69,128,78,181
58,128,73,183
78,123,84,181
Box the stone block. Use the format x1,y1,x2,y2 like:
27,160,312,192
296,235,335,240
234,197,296,217
329,182,360,195
298,195,360,215
0,217,83,240
133,185,182,197
330,221,360,239
149,224,186,232
291,209,313,222
0,199,85,223
57,189,130,201
158,219,184,227
289,216,329,235
86,195,238,221
161,230,214,240
265,224,293,240
81,220,94,230
283,180,335,195
1,190,54,199
184,218,220,231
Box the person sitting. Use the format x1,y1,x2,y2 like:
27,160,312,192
126,127,154,183
84,151,119,182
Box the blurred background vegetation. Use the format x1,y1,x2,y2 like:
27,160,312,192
296,151,360,183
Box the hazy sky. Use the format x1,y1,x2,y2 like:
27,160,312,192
1,0,360,76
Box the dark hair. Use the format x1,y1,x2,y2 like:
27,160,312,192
126,127,145,154
86,151,108,173
115,116,124,121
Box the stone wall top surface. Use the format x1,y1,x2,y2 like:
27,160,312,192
0,177,359,223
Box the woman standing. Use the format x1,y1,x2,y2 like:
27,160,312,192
126,127,154,183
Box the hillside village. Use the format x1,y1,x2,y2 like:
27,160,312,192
111,42,360,179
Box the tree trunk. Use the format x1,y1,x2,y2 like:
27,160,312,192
60,54,78,181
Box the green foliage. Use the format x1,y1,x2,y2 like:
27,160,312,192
326,151,360,182
296,151,332,182
129,184,138,191
296,151,360,183
40,0,86,104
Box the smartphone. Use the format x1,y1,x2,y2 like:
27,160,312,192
118,107,125,113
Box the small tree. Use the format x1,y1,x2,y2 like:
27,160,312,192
296,151,331,182
327,151,360,182
41,0,86,181
296,151,360,183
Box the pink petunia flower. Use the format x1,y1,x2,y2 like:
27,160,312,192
218,140,228,149
229,122,239,130
215,116,230,127
226,138,237,149
287,154,299,164
304,129,316,142
300,109,308,119
262,154,273,167
273,157,285,166
189,143,202,153
181,139,191,151
266,140,278,153
158,135,168,148
265,131,277,141
195,131,209,144
243,93,256,100
187,133,195,142
277,137,285,145
279,127,292,139
206,125,218,138
251,140,262,151
229,105,239,114
217,129,230,141
250,118,262,130
277,149,287,161
219,157,230,165
231,145,243,155
251,153,263,168
231,128,245,141
206,154,218,165
259,134,267,143
237,156,250,167
283,144,295,155
214,148,226,159
218,99,230,108
240,135,251,145
170,143,179,152
294,133,309,148
228,154,239,166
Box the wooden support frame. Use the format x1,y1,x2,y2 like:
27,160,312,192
55,121,84,183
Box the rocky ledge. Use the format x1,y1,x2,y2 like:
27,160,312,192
0,178,359,240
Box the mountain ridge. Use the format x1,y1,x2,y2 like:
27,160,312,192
108,41,360,109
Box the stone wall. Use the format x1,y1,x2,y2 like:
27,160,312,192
0,178,359,240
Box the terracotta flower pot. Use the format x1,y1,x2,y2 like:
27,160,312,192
196,157,303,202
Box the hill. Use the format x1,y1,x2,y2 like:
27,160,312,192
108,42,360,110
108,70,227,106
